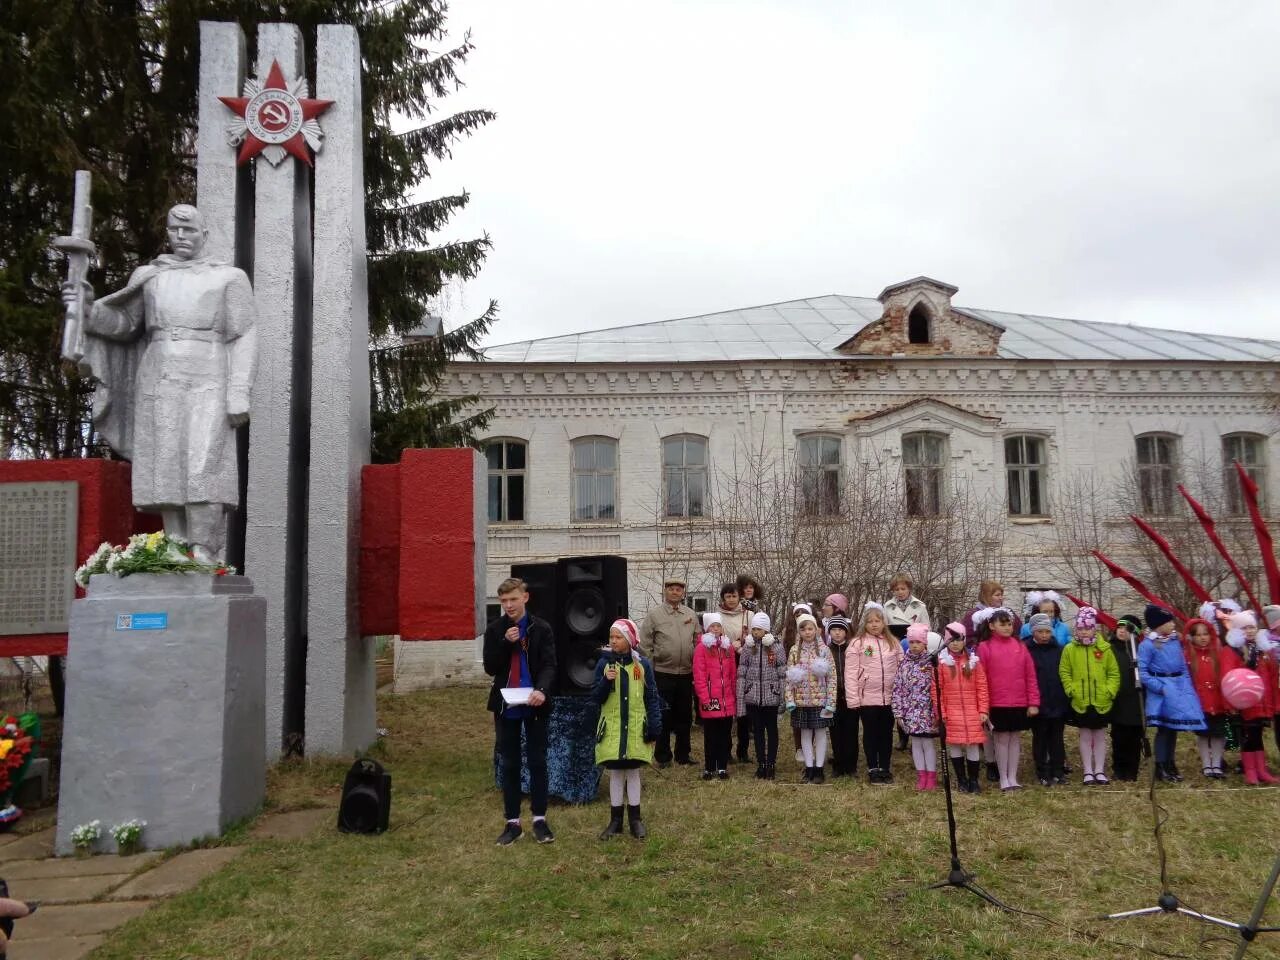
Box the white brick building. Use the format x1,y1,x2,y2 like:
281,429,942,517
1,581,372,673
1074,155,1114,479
445,277,1280,620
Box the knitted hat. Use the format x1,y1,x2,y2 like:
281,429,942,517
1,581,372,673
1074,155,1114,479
795,613,819,631
906,623,928,644
1116,614,1143,635
826,614,851,635
1263,605,1280,632
702,612,722,632
610,618,640,650
925,630,944,655
1075,607,1099,631
1028,612,1053,632
792,602,813,617
944,621,967,643
750,611,772,631
824,593,849,614
1144,605,1175,630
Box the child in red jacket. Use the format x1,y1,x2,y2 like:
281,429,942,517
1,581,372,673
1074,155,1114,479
1185,617,1230,779
975,606,1040,792
937,622,990,793
1222,610,1278,784
693,613,737,780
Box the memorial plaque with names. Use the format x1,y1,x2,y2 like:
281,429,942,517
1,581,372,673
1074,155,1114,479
0,482,79,635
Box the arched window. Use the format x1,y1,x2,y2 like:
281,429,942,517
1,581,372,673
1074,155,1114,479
571,437,618,521
903,431,947,516
907,303,932,344
1223,432,1267,515
1135,433,1179,515
662,435,709,518
484,439,526,523
1005,435,1048,516
797,434,842,516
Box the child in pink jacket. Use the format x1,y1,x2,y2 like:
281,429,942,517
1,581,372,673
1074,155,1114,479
845,602,903,784
974,606,1040,791
693,612,737,780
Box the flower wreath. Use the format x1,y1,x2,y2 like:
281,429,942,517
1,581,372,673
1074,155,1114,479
0,714,38,799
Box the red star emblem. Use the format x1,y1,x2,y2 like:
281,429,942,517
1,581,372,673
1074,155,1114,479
219,60,334,167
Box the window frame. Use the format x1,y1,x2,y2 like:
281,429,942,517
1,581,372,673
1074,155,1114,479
796,433,844,517
570,436,620,523
1135,432,1180,516
1222,432,1268,516
483,438,527,525
1004,433,1049,517
902,430,948,517
661,434,710,519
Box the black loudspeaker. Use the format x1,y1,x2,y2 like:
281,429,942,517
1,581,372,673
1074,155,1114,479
510,556,629,693
337,758,391,834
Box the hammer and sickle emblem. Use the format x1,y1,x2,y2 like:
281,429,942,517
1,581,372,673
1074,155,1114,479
261,102,289,127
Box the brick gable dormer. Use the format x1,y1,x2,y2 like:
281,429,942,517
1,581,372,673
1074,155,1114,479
837,276,1003,357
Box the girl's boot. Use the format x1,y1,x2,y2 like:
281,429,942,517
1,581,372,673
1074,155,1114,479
599,806,624,840
1251,751,1278,784
627,805,647,840
915,770,927,791
1240,753,1260,786
966,759,983,794
950,757,967,792
924,770,937,791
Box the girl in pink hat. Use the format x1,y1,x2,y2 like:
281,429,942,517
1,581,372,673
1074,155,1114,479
592,618,664,839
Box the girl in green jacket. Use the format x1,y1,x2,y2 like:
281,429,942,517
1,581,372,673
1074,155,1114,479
1058,607,1121,785
592,618,663,840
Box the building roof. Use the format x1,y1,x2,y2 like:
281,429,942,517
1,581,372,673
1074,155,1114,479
478,294,1280,365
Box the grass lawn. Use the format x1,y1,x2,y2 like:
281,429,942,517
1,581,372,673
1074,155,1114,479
91,687,1280,960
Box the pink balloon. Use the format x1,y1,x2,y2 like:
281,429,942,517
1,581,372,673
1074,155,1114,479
1222,667,1265,710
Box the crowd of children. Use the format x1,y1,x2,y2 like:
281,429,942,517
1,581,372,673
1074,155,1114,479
590,574,1280,842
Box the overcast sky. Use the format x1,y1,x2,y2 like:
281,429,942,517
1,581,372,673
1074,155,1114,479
427,1,1280,349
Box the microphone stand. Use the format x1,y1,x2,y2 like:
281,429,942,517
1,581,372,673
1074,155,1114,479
1102,627,1267,940
926,652,1013,911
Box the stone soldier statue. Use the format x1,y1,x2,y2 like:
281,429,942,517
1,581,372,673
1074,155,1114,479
62,203,258,563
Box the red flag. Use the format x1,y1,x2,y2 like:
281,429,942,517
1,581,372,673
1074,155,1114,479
1091,550,1189,623
1129,514,1213,604
1177,484,1262,613
1234,461,1280,605
1064,593,1117,631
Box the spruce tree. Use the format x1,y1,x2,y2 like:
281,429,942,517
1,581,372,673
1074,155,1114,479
0,0,495,462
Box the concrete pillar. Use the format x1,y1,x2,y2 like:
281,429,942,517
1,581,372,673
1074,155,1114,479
307,24,375,754
195,21,245,264
244,23,312,758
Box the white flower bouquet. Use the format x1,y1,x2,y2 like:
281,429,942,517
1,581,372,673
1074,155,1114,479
75,532,233,588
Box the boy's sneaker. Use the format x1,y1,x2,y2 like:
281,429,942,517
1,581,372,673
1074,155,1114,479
1038,776,1051,787
716,769,729,781
495,822,522,846
532,820,555,844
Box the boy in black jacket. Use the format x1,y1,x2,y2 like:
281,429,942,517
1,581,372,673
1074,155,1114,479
483,577,558,845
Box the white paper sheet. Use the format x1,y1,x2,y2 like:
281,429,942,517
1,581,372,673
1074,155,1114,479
500,686,534,706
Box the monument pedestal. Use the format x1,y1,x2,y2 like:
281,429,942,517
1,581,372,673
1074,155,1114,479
54,573,266,855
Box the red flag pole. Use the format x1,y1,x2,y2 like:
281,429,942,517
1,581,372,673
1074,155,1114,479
1064,592,1118,631
1091,549,1189,623
1129,514,1214,604
1177,484,1262,612
1234,461,1280,605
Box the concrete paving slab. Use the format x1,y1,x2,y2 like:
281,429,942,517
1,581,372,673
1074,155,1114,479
8,934,107,960
9,873,130,905
0,831,53,862
106,847,241,900
3,852,162,880
18,900,152,940
249,807,330,841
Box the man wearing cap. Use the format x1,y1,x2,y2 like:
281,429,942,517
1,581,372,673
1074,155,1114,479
640,576,700,765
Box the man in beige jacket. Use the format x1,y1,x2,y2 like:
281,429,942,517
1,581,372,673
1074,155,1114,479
640,577,700,765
